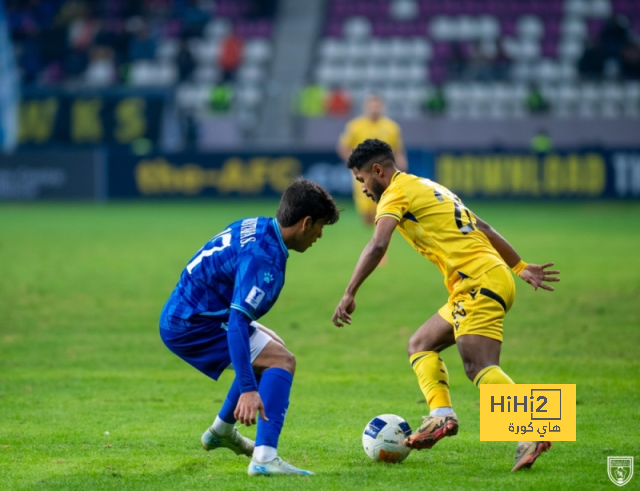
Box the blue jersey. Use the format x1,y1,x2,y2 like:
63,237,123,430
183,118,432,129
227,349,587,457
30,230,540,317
161,216,289,332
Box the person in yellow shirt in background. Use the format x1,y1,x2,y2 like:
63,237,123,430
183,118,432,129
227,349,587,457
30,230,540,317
337,95,408,225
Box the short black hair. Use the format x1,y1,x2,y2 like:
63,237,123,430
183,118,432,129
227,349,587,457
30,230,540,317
346,138,395,170
277,178,340,227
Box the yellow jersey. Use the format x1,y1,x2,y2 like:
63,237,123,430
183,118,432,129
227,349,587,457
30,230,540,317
375,171,506,293
339,116,403,152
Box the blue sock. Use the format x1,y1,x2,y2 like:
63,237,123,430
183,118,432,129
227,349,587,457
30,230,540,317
218,374,262,424
256,368,293,449
218,377,241,424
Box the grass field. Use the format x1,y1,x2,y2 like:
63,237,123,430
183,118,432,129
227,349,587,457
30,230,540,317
1,201,639,491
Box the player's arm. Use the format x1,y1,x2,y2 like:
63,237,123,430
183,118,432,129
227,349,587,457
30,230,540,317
337,139,352,162
394,145,408,172
227,307,267,426
475,216,560,292
337,123,354,162
332,217,397,327
393,125,408,171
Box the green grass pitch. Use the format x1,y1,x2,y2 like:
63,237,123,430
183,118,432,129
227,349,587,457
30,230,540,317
1,201,639,490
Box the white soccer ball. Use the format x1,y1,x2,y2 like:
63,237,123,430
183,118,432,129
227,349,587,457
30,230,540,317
362,414,412,463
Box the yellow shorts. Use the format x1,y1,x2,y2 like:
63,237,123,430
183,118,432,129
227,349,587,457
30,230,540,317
353,178,377,215
438,264,516,342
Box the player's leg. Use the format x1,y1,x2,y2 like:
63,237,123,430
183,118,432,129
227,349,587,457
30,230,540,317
456,265,551,471
456,333,551,471
404,312,459,450
456,333,511,384
408,312,456,411
202,327,273,456
247,336,313,476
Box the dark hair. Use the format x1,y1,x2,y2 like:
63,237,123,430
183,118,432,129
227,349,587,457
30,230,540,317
277,178,340,227
346,138,395,170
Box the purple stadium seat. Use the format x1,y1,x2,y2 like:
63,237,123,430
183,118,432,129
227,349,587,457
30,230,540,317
542,41,557,58
587,19,605,38
433,42,452,60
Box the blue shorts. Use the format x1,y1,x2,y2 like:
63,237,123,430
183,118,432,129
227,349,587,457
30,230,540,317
160,320,272,381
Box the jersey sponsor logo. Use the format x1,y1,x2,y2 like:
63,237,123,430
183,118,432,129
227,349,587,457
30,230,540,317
245,286,266,309
263,272,274,283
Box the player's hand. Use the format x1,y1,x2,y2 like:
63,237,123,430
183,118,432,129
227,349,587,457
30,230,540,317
332,294,356,327
519,262,560,291
234,391,268,427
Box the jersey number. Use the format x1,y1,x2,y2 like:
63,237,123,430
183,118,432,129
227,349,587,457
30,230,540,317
420,179,476,235
187,228,232,274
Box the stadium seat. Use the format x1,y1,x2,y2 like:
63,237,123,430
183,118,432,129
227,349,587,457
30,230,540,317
157,39,179,61
193,65,220,84
477,16,500,40
561,17,587,39
244,39,272,64
390,0,419,20
517,15,544,39
204,18,232,40
344,17,372,39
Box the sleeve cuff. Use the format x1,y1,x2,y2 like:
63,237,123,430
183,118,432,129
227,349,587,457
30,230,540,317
375,212,401,223
512,260,528,276
230,304,256,321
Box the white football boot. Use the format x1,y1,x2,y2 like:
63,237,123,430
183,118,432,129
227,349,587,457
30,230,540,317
201,427,254,457
248,457,314,476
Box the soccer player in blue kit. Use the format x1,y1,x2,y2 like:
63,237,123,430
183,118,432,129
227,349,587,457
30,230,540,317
160,179,339,476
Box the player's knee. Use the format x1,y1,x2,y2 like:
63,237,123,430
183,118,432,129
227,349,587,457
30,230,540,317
463,361,483,382
407,331,431,355
282,350,296,375
272,346,295,375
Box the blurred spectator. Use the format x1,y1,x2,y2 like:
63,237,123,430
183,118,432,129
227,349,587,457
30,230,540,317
493,44,511,81
299,84,326,117
600,15,629,60
578,39,606,80
68,6,99,51
466,41,493,81
210,84,233,113
128,23,156,61
84,45,116,86
531,129,553,153
621,43,640,80
219,32,244,82
526,85,549,114
448,42,467,81
55,0,89,29
95,20,131,69
181,0,208,39
423,87,446,115
16,33,42,84
326,85,351,117
176,40,195,82
248,0,278,19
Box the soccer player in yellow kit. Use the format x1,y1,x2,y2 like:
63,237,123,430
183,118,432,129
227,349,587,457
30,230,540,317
337,95,407,225
332,139,560,472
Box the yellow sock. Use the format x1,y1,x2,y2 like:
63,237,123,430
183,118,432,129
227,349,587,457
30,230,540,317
410,351,452,409
473,365,515,386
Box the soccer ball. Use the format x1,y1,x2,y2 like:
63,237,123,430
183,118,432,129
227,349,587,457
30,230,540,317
362,414,412,463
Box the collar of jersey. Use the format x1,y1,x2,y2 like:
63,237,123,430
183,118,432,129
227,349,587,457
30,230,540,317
272,218,289,258
381,170,402,200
